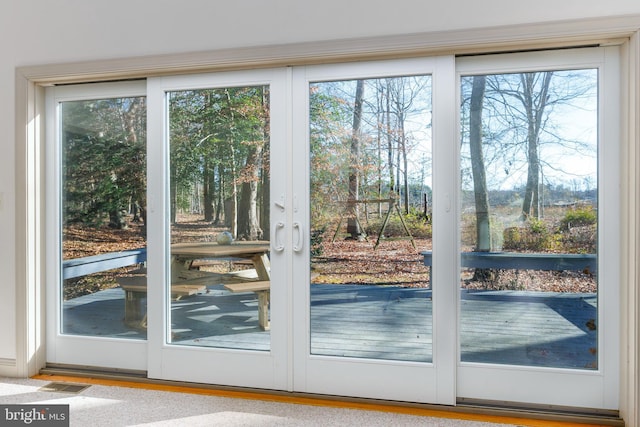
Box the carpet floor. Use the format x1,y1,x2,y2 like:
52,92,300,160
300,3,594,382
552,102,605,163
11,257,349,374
0,376,601,426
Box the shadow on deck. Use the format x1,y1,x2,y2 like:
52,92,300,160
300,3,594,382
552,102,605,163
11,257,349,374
61,284,597,370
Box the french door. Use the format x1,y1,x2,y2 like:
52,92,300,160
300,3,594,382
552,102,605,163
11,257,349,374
145,69,290,389
144,62,454,399
46,47,620,410
290,57,457,404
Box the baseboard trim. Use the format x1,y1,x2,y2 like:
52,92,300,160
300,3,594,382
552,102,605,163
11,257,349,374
37,366,624,427
0,358,18,377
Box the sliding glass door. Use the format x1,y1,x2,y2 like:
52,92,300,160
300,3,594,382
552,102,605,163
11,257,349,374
145,69,290,389
46,47,620,410
46,81,148,370
291,57,458,404
456,47,620,409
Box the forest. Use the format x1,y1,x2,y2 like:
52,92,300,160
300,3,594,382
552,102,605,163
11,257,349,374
60,67,599,296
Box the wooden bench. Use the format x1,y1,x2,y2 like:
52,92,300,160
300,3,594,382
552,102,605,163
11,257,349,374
197,268,260,284
224,281,271,331
63,247,270,330
62,248,147,280
421,251,597,287
421,251,596,273
189,258,254,270
116,275,207,328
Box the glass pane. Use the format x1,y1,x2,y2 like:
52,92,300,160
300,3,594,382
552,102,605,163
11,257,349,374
459,70,598,369
310,76,433,362
60,96,148,339
167,86,271,351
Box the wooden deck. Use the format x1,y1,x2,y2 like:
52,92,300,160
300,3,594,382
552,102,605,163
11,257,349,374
61,283,597,370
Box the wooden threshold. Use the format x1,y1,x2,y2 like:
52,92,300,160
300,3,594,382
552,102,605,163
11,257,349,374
32,372,622,427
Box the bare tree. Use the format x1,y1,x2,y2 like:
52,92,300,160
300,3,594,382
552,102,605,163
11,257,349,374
520,72,553,219
347,80,365,239
469,75,491,251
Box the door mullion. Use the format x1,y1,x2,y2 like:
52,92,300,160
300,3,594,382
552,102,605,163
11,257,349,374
432,55,458,405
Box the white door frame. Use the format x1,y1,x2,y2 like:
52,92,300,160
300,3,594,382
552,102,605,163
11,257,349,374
40,46,622,410
455,46,621,410
145,68,291,390
44,81,148,371
291,56,458,405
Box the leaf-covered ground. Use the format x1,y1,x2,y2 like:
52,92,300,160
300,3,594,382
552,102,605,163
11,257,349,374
312,238,596,293
312,239,431,288
62,223,147,299
62,215,596,299
63,223,147,258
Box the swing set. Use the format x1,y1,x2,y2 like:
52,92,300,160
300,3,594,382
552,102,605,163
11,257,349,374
331,196,416,250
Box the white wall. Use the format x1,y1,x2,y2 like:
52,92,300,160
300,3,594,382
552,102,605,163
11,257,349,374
2,0,640,368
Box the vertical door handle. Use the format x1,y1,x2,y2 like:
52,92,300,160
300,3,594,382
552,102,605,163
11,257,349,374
293,222,304,252
273,221,285,252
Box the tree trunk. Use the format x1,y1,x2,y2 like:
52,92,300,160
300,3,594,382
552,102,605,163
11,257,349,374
401,122,409,214
347,80,364,239
122,98,145,230
470,75,491,252
396,148,401,202
386,80,395,194
225,89,239,237
230,145,238,237
260,88,270,240
376,83,384,217
108,209,126,229
214,164,223,225
203,159,214,222
261,161,270,240
203,92,215,222
521,114,540,220
170,175,177,224
237,144,263,240
520,72,552,220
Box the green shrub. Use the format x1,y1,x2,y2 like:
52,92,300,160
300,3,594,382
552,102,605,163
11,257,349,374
560,206,597,231
502,227,522,250
502,218,558,251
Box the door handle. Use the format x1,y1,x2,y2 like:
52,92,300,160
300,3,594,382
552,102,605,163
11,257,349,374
273,221,285,252
274,194,286,211
293,222,304,252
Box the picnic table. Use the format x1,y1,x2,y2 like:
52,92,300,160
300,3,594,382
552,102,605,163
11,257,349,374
62,242,272,330
116,242,271,329
170,241,272,329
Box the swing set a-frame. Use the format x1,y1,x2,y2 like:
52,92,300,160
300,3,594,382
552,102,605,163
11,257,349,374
331,196,416,250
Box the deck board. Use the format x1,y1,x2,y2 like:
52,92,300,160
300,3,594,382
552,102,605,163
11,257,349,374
61,283,597,369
